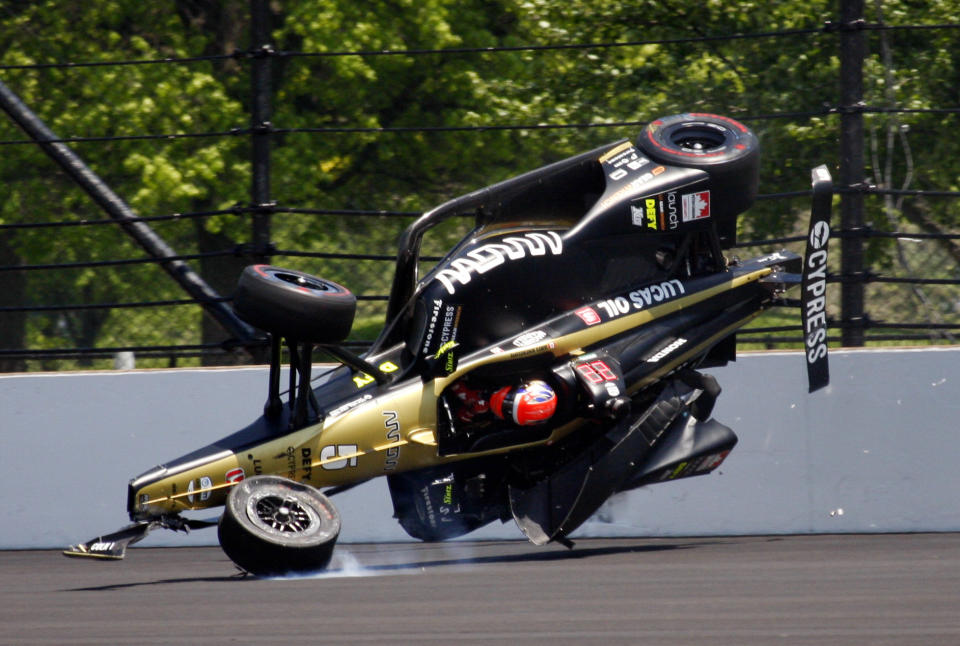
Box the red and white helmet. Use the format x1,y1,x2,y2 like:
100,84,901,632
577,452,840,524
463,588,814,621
490,380,557,426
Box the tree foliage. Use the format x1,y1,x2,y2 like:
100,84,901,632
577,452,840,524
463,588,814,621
0,0,956,370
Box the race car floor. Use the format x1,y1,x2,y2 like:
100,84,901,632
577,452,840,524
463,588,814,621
2,533,959,645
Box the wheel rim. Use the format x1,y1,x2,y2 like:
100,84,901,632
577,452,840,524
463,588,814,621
245,491,323,538
668,125,728,153
272,271,333,292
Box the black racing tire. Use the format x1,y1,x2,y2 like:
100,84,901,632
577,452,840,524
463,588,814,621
233,265,356,343
637,113,760,245
218,475,341,576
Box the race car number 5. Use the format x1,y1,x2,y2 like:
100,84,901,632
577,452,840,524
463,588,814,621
320,444,359,470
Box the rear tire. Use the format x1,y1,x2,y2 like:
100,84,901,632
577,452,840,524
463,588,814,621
233,265,356,343
638,113,760,245
218,475,340,576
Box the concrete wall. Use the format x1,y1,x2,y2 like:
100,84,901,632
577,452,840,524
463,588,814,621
2,348,958,550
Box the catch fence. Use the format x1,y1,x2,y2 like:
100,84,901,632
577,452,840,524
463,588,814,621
0,0,957,370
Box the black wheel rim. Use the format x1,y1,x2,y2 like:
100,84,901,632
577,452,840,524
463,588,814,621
245,491,323,537
272,271,332,292
667,125,728,153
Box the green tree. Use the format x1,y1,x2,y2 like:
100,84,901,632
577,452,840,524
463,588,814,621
0,1,249,368
0,0,957,370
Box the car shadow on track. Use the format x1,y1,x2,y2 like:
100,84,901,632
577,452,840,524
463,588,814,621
66,539,724,590
352,539,713,574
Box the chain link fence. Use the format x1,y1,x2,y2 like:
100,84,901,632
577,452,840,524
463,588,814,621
1,1,958,371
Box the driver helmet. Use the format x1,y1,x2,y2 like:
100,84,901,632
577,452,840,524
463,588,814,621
490,380,557,426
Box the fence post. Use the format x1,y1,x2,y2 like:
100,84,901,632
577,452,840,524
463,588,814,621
838,0,866,346
0,79,259,347
250,0,273,261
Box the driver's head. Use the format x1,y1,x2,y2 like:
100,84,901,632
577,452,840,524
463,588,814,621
490,380,557,426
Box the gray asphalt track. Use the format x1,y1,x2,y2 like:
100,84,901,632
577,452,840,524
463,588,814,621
3,534,959,645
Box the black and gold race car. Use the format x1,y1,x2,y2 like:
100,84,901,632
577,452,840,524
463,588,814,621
66,114,832,576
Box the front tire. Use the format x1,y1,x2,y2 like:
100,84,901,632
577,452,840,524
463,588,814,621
233,265,356,343
218,475,340,576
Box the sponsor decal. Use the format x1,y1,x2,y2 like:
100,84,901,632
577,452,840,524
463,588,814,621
513,330,547,347
434,231,563,295
645,197,658,229
433,340,459,375
804,220,830,364
630,191,679,231
513,341,556,358
418,487,437,528
271,447,300,479
697,450,730,473
630,203,646,228
681,190,710,222
421,299,443,353
598,296,631,316
575,306,601,326
646,338,688,363
665,191,680,229
628,280,685,309
599,172,661,211
755,251,789,264
352,361,400,388
670,461,689,479
186,476,213,503
595,279,685,318
353,372,375,388
328,393,373,418
301,447,313,480
90,541,116,553
440,307,459,347
225,467,244,484
320,444,359,470
603,145,650,181
383,411,401,471
423,303,462,356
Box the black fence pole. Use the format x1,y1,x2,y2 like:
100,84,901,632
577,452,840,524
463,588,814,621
0,78,260,347
250,0,273,262
838,0,866,346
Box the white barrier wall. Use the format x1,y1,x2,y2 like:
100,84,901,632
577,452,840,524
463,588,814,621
1,348,958,550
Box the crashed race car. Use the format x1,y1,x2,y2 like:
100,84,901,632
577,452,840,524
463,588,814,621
66,113,833,575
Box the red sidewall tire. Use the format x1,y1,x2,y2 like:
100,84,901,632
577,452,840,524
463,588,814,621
233,265,356,343
638,114,760,245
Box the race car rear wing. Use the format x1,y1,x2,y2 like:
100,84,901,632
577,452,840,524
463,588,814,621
801,165,833,392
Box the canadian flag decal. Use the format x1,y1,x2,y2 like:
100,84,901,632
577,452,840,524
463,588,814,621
681,190,710,221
